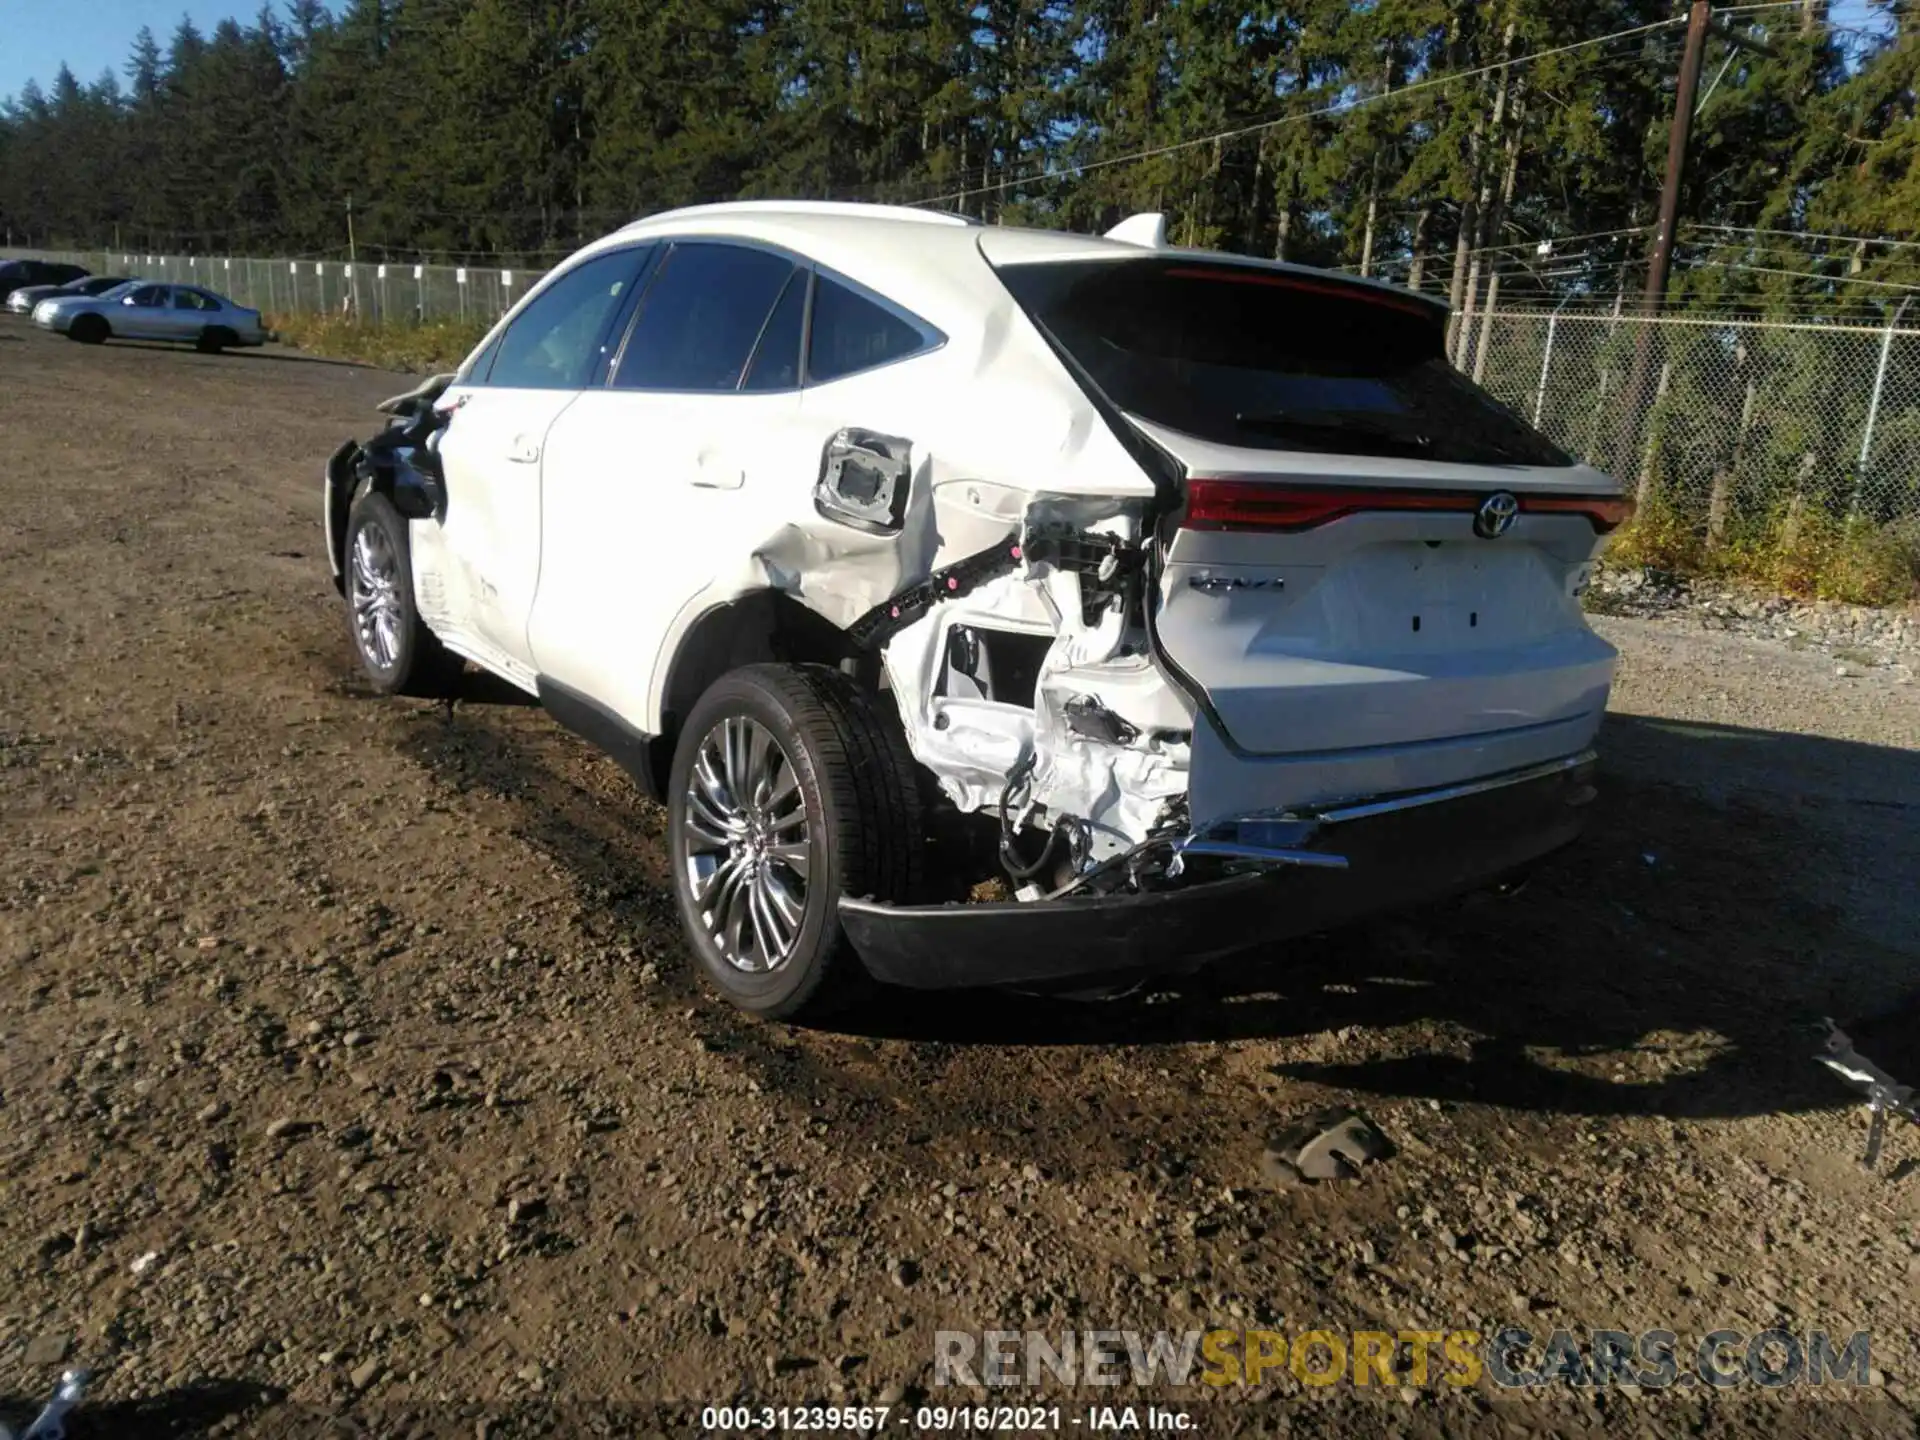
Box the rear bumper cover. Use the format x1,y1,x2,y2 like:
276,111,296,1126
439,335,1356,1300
840,752,1597,990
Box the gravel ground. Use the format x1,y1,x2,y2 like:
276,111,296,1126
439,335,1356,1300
1,323,1917,1438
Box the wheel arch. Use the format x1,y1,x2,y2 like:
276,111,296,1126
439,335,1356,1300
649,591,865,797
326,443,444,595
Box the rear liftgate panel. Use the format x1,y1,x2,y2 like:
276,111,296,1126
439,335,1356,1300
988,251,1628,836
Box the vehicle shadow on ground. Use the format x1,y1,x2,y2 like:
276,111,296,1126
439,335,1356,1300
74,338,373,369
389,690,1919,1125
320,658,538,711
824,711,1920,1124
0,1379,278,1438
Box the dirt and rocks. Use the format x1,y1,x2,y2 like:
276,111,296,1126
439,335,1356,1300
1,324,1917,1438
1589,567,1919,676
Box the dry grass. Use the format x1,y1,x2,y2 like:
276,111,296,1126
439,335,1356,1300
266,311,490,375
1605,496,1920,607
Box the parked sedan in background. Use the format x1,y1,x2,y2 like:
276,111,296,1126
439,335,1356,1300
0,258,89,302
6,274,136,314
33,281,267,351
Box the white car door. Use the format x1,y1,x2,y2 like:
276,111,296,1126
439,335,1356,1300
529,241,812,730
427,246,653,682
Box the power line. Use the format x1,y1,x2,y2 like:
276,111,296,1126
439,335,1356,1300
905,15,1689,209
1331,225,1650,276
1685,222,1920,253
1691,259,1920,291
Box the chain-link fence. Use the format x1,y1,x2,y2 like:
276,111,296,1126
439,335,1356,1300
1470,309,1920,533
15,246,1920,529
14,247,547,326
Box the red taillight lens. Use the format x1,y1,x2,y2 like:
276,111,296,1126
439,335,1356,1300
1520,493,1635,533
1182,479,1633,534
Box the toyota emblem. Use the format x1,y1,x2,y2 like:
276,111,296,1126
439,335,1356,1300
1473,491,1520,539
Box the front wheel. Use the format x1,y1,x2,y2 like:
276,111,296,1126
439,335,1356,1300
342,489,463,697
667,665,925,1019
68,314,108,344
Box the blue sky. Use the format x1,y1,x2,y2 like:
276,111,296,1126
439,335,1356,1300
1,0,324,103
0,0,1898,105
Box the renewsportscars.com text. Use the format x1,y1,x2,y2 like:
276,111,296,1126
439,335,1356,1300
934,1327,1873,1390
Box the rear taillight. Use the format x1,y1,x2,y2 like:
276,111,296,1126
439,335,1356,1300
1183,479,1633,535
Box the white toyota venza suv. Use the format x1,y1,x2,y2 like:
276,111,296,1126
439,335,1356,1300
323,201,1628,1018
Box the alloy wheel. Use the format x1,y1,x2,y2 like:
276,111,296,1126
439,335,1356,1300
679,715,811,972
348,523,404,672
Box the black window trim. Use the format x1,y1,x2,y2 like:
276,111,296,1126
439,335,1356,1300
801,263,946,387
738,265,811,393
595,233,948,395
462,240,659,390
587,243,662,388
603,235,809,395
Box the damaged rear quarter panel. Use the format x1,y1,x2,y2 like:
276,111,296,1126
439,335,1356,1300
642,283,1189,857
646,288,1155,686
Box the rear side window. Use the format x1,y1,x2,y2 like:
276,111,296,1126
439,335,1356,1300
486,248,646,390
613,243,797,391
807,276,935,384
994,259,1572,467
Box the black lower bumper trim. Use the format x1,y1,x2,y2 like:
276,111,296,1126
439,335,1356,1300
840,759,1596,990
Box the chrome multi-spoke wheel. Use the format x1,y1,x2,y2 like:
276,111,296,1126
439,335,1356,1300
348,522,404,672
341,490,461,697
679,715,812,973
667,665,925,1018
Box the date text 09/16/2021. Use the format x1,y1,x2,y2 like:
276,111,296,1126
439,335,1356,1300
699,1405,1192,1432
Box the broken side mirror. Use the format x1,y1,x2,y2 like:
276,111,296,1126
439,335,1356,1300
815,429,911,535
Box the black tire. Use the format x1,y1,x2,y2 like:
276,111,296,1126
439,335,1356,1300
68,314,108,345
341,489,464,697
667,664,925,1020
196,326,237,353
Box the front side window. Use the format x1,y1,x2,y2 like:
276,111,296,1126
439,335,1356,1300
612,242,798,392
127,286,166,307
806,276,937,384
485,248,648,390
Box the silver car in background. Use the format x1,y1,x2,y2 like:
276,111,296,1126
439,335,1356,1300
6,274,137,314
34,281,268,351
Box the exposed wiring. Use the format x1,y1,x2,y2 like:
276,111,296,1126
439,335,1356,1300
997,753,1066,882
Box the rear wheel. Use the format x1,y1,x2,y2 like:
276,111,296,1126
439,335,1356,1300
667,664,925,1019
342,489,463,697
68,314,108,345
196,326,237,353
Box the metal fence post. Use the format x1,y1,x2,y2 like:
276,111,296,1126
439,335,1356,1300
1636,358,1673,507
1533,296,1572,428
1853,295,1911,518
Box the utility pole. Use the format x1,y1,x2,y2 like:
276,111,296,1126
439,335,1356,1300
1617,1,1777,491
1640,0,1712,315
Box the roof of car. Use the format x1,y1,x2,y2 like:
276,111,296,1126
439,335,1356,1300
614,199,1443,314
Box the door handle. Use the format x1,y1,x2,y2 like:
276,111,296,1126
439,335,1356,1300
507,435,540,465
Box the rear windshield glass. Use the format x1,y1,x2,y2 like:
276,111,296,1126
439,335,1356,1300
994,259,1572,467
